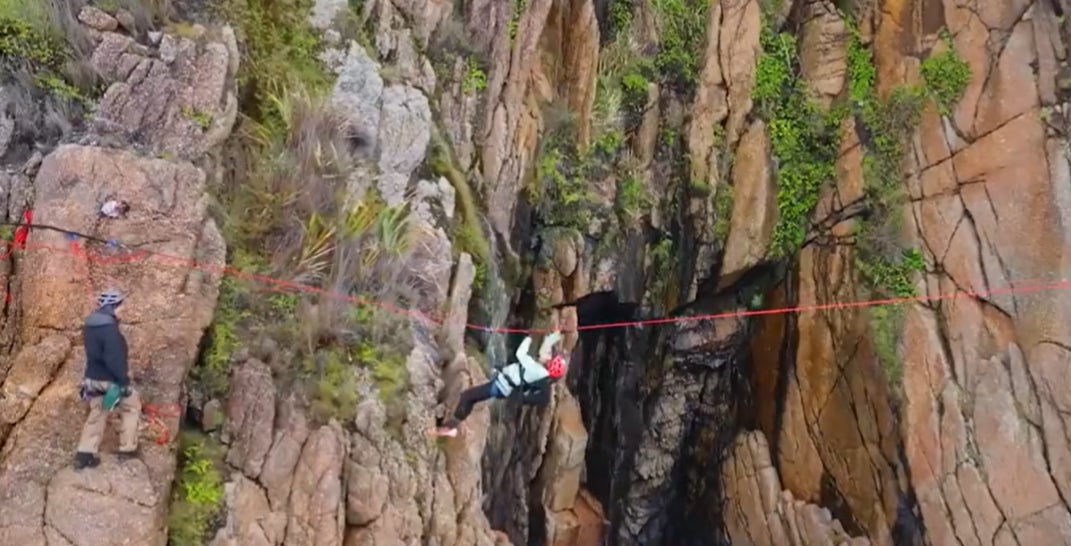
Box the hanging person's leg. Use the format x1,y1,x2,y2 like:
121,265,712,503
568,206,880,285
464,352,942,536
436,381,500,435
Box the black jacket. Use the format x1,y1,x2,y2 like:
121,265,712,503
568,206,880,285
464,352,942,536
83,307,129,386
519,377,553,407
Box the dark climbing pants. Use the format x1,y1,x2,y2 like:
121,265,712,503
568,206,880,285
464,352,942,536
450,381,504,424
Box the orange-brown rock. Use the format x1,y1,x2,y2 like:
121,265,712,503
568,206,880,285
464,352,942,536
547,489,605,546
687,1,728,187
723,431,871,546
0,143,225,544
893,1,1071,543
721,120,775,275
539,392,605,546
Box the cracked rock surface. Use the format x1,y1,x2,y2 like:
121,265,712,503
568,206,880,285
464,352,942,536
745,1,1071,546
0,143,224,544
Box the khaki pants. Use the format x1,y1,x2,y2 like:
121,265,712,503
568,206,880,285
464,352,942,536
76,379,142,454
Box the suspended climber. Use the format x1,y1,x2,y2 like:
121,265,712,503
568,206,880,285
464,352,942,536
431,330,568,437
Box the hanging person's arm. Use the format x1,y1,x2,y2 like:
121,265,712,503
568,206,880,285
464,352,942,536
538,331,562,361
515,336,534,363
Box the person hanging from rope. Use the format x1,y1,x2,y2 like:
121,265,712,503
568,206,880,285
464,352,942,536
74,289,143,470
431,330,567,438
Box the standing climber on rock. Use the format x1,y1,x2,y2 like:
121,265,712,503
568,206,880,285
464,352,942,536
432,331,568,437
74,289,142,470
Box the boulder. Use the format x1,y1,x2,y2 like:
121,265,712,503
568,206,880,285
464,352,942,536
91,27,239,161
0,144,224,544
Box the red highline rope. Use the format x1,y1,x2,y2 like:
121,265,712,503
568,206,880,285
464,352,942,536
3,239,1069,334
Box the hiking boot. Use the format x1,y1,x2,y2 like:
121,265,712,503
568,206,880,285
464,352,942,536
74,452,100,470
117,449,140,462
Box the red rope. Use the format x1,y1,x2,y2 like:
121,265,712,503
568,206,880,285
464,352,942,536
142,402,182,445
1,238,1068,334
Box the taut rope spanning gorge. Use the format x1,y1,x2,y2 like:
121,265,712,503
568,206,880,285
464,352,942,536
2,223,1070,333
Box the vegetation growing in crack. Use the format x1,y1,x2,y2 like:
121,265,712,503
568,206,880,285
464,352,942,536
462,56,488,93
508,0,526,45
428,130,492,290
646,235,678,312
753,25,841,258
713,184,734,243
615,171,649,221
604,0,636,43
594,23,652,136
181,105,213,130
167,431,225,546
651,0,710,90
845,26,927,293
532,143,601,230
192,260,253,398
844,24,932,393
920,29,970,115
215,0,331,132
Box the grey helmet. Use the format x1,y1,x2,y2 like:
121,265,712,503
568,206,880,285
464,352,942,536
97,288,124,307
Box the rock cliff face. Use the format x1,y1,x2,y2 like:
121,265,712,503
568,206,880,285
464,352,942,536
0,9,230,543
3,0,1071,545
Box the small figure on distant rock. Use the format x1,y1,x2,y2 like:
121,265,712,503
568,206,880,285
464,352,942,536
430,331,568,438
100,199,130,219
74,289,142,470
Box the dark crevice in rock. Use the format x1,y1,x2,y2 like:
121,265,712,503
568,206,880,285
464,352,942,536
570,267,763,546
889,429,929,545
769,273,798,471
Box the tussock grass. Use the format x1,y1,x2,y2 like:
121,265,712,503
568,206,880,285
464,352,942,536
0,0,103,160
210,85,427,426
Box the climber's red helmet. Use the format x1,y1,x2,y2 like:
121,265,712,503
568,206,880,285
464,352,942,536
545,353,567,379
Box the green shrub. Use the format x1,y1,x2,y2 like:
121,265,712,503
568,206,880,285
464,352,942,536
193,258,256,398
606,0,634,42
620,71,649,113
215,0,331,133
920,30,970,114
0,16,62,70
713,183,733,243
753,26,841,257
462,57,487,93
615,173,648,220
167,431,225,546
845,25,926,294
307,348,360,423
651,0,710,89
531,144,602,230
857,248,924,298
